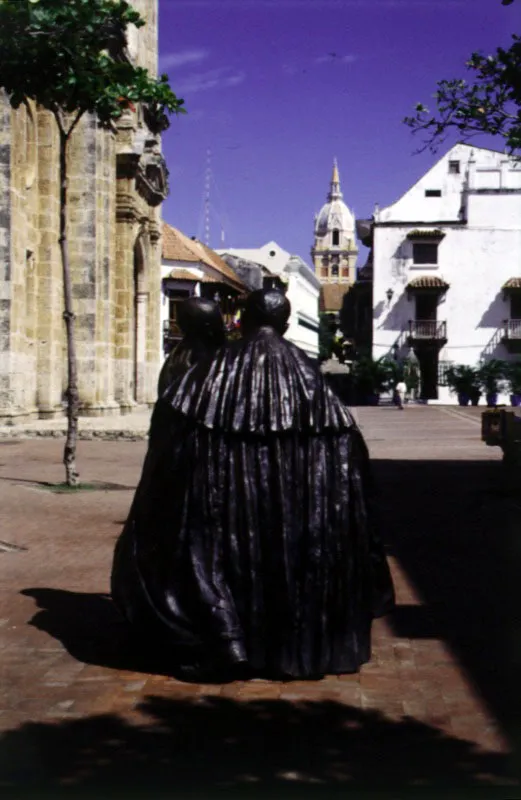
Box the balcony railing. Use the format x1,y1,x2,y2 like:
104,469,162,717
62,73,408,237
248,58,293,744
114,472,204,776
408,320,447,340
503,319,521,340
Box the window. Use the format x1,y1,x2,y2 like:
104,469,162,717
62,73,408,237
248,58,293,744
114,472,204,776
449,160,460,174
320,266,328,278
413,242,438,265
332,229,340,246
438,361,453,386
425,189,441,197
331,264,339,277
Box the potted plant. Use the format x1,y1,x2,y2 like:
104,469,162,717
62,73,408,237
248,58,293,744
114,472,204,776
352,356,390,405
478,359,507,407
505,361,521,406
445,364,480,406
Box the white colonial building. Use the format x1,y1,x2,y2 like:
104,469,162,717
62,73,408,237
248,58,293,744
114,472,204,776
369,143,521,403
218,241,321,359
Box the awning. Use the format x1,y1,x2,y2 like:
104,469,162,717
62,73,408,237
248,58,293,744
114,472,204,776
162,269,199,282
406,229,445,240
406,276,449,291
502,277,521,291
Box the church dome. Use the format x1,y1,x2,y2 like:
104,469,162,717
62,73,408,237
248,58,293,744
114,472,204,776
314,161,355,236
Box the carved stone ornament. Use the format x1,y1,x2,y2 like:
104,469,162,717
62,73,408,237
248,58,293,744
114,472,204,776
136,139,170,207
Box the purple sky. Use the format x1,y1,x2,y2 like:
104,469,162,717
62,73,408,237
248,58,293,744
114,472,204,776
158,0,516,265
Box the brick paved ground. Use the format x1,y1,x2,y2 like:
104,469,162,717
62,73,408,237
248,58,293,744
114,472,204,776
0,407,519,798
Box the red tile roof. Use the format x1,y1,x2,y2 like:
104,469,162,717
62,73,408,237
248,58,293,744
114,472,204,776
162,223,245,291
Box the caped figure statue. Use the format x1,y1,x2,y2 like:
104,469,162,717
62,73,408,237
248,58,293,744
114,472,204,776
111,289,395,681
157,296,226,399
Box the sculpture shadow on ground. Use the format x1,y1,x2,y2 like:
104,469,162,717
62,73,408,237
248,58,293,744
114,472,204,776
20,587,182,680
0,693,516,799
371,456,521,760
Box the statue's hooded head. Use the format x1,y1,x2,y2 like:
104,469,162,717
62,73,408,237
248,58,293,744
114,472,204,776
241,289,291,336
177,297,226,346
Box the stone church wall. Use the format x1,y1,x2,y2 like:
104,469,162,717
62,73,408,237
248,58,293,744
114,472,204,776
0,0,164,421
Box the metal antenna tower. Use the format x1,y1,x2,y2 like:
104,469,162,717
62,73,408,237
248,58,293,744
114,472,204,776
204,148,211,247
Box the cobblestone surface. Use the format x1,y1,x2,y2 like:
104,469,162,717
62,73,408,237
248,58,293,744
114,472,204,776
0,406,519,798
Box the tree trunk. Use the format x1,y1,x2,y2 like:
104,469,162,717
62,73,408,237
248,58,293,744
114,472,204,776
58,129,80,486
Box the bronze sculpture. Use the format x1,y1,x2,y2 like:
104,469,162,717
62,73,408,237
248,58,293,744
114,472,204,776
111,289,395,680
111,297,225,630
157,296,226,398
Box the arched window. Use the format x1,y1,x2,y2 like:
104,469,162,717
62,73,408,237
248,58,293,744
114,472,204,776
332,229,340,246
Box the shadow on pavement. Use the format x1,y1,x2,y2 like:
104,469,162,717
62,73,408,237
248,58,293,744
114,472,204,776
372,458,521,759
13,454,521,795
0,694,516,799
20,587,179,679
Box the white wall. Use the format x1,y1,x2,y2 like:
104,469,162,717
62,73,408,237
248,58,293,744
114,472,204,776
285,257,320,358
372,144,521,404
218,243,320,359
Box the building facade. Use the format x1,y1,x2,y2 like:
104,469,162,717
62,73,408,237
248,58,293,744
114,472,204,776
161,223,246,356
368,143,521,403
0,0,166,421
219,241,321,359
311,161,358,317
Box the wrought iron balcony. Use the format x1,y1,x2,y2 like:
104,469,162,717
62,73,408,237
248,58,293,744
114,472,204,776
502,319,521,353
503,319,521,339
407,319,447,341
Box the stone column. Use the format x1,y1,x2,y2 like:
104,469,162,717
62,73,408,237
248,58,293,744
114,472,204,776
144,218,161,404
0,90,13,419
114,136,146,413
113,210,139,413
36,109,64,418
134,289,148,404
67,113,99,414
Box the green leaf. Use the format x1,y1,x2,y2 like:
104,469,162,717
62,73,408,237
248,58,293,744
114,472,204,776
0,0,185,134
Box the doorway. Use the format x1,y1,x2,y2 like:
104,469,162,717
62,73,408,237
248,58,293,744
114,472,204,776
417,347,439,400
415,293,438,337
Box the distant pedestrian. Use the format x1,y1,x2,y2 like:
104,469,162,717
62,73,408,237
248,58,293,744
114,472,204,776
395,380,407,409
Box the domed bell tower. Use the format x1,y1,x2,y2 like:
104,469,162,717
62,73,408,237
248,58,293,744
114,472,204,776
311,160,358,287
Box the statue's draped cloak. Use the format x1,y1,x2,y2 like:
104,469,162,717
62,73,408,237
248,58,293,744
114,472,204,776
112,328,394,678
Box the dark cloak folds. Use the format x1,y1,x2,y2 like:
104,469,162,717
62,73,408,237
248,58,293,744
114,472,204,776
111,327,395,679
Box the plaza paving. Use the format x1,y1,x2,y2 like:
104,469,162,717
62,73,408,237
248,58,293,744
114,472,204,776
0,406,519,798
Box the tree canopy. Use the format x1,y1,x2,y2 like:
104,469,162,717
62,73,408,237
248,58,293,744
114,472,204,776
404,2,520,153
0,0,184,135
